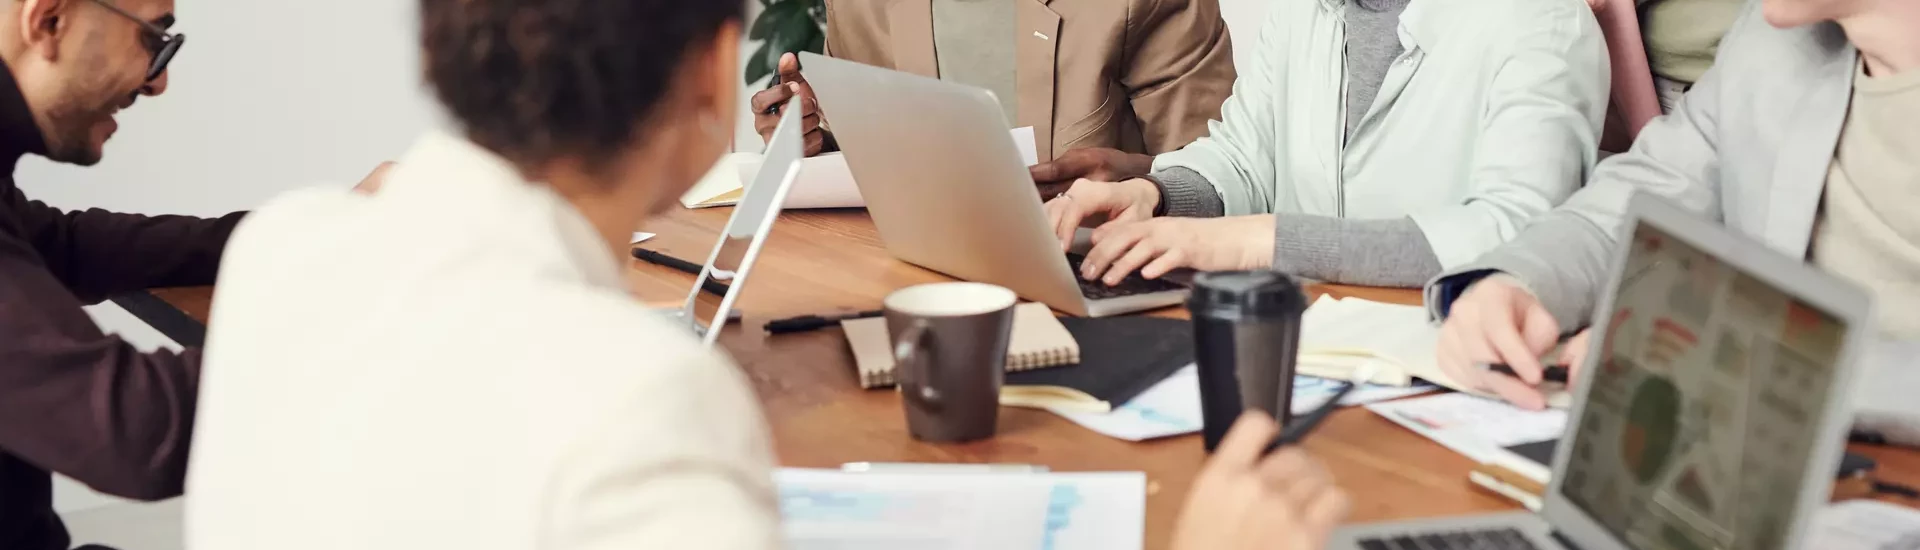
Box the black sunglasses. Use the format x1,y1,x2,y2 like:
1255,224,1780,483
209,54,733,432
88,0,184,82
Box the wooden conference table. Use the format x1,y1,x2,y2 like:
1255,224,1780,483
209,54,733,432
150,207,1920,549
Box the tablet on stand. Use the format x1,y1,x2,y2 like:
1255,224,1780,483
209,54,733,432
676,98,805,347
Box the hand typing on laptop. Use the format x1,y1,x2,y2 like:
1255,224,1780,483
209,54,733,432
1045,178,1276,285
1043,178,1161,244
1172,413,1351,550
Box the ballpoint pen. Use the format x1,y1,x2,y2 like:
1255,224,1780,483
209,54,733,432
1264,364,1382,454
1487,364,1572,384
631,248,730,298
764,309,884,334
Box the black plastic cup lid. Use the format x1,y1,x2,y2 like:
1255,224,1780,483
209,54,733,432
1186,270,1307,319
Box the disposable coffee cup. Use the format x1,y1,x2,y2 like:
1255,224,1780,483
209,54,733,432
1187,270,1308,452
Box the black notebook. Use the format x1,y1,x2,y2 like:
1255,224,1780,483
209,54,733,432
999,317,1193,413
1506,439,1558,468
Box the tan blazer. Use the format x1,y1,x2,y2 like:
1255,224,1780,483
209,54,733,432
823,0,1235,162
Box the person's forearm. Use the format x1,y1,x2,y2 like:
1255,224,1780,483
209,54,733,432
1272,215,1443,288
26,204,246,301
0,305,198,500
1140,166,1224,218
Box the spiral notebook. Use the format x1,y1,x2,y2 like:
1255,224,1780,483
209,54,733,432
844,303,1079,389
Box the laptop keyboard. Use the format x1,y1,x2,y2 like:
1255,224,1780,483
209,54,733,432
1358,528,1543,550
1064,253,1183,299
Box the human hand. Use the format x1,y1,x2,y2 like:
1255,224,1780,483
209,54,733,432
1171,413,1351,550
750,53,825,156
1029,147,1154,196
352,161,396,194
1558,328,1592,376
1434,275,1563,410
1077,215,1275,285
1041,178,1160,250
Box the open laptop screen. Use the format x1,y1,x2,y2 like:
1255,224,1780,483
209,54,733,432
1557,221,1853,549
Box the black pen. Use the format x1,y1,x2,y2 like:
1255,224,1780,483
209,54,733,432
765,309,884,334
1262,381,1360,455
631,248,730,298
1488,364,1571,384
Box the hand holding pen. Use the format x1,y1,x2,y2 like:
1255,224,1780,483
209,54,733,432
749,53,827,156
1173,412,1351,550
1481,327,1592,389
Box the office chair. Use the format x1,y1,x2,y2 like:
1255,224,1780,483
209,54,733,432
1591,0,1662,153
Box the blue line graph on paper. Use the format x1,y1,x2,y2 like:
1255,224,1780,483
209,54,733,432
1053,364,1439,441
774,469,1144,550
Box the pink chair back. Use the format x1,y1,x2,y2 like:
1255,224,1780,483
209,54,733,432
1591,0,1661,153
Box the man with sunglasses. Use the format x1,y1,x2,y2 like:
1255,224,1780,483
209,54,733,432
0,1,377,549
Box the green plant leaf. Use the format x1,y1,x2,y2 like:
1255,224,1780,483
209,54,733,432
804,27,825,55
745,41,775,85
770,25,814,62
744,0,826,83
804,0,827,27
749,0,800,40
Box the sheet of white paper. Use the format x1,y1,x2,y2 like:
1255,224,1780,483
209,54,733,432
1811,500,1920,550
775,468,1144,550
1052,365,1439,442
778,153,864,209
1366,392,1566,481
1296,297,1572,408
1852,338,1920,446
1010,126,1040,167
678,152,759,208
630,232,655,244
82,302,182,353
1298,296,1446,385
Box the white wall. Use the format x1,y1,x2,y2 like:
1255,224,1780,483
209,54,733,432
18,0,443,216
19,0,769,216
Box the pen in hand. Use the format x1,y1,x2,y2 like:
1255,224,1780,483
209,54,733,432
1262,364,1381,455
762,53,803,115
1486,364,1571,384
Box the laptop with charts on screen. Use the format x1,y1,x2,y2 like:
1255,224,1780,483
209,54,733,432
1327,192,1876,550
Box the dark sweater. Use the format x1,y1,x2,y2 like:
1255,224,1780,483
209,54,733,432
0,62,242,550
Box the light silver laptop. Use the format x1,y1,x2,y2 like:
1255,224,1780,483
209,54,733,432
676,97,804,347
799,52,1186,318
1331,192,1876,550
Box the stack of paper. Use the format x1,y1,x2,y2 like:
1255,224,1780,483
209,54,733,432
1365,393,1567,483
776,467,1143,550
1812,500,1920,549
1302,296,1571,408
1851,337,1920,446
1299,295,1451,386
1049,364,1437,442
682,127,1040,210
